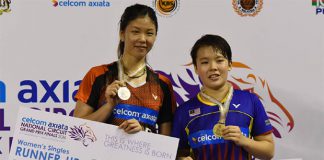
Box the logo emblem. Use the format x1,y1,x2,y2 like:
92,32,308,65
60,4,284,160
153,0,180,17
232,0,263,17
69,124,97,147
0,0,11,15
233,104,240,108
152,93,158,100
192,137,197,143
52,0,58,7
51,0,110,8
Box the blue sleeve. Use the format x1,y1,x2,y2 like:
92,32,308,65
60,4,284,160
171,106,190,149
251,93,273,136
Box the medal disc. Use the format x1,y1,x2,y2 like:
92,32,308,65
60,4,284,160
117,87,131,100
213,123,225,137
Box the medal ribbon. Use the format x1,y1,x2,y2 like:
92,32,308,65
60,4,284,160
118,59,146,81
199,84,234,124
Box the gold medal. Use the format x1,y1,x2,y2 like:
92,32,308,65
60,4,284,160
213,123,225,137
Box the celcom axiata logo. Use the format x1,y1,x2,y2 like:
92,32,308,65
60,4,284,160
157,61,295,138
153,0,180,17
0,0,11,15
52,0,110,7
52,0,58,7
312,0,324,15
69,123,97,147
0,81,5,103
232,0,263,17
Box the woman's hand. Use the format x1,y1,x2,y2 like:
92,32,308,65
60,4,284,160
222,125,247,146
119,119,143,134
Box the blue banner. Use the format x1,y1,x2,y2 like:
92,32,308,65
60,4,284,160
188,127,249,148
113,104,159,126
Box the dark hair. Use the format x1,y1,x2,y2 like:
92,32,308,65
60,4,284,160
190,34,232,66
117,4,158,58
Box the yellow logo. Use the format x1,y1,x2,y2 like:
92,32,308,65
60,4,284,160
153,0,180,17
0,0,11,15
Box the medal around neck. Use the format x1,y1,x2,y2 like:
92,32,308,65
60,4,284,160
117,86,131,100
117,60,131,100
199,84,234,137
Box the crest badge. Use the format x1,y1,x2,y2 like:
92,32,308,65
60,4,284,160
232,0,263,17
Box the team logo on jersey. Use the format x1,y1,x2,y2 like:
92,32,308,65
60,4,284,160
157,61,295,138
232,0,263,17
233,103,240,108
153,0,180,17
152,93,158,100
0,0,11,15
68,123,97,147
192,137,197,143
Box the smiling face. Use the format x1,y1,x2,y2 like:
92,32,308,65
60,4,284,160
195,46,232,91
120,15,157,61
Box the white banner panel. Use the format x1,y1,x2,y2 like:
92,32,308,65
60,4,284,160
9,107,179,160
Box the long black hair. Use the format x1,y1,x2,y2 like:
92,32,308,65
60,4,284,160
117,4,158,58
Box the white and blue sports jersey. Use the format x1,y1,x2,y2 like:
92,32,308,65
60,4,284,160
171,89,273,160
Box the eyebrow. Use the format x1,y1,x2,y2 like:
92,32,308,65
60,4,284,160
214,53,226,58
198,54,225,60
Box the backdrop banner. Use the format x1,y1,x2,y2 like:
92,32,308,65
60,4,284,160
1,0,324,159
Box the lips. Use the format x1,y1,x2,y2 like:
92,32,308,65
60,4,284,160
208,74,220,80
135,46,147,49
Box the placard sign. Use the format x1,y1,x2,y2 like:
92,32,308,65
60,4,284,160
9,107,179,160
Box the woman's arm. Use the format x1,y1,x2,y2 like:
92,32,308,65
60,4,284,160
223,126,274,160
159,122,172,135
241,133,274,159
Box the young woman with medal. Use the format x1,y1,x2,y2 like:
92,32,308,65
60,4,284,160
171,35,274,160
73,4,176,135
